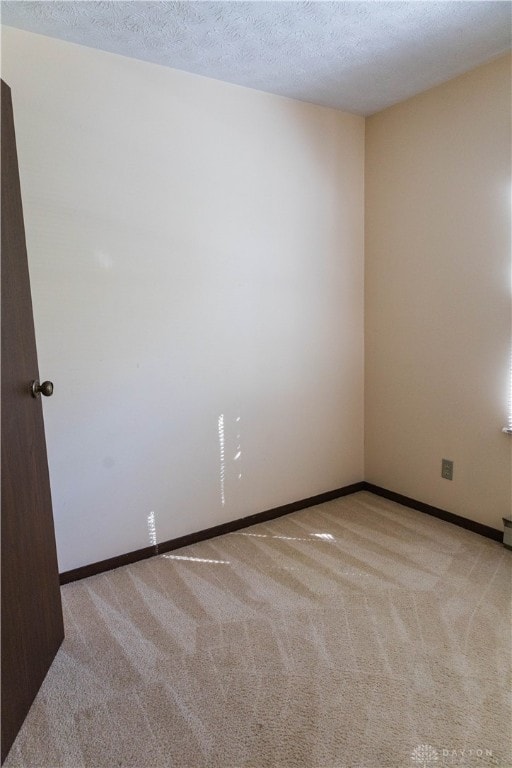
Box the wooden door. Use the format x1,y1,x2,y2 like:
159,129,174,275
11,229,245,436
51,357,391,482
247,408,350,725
1,80,64,764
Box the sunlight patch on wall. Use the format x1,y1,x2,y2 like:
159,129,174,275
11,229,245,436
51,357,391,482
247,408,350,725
218,413,244,504
94,248,113,270
147,510,158,552
218,414,226,506
235,415,242,481
505,226,512,434
506,341,512,433
507,186,512,433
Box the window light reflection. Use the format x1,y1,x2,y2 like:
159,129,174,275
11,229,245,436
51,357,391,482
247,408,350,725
162,554,230,565
232,532,336,543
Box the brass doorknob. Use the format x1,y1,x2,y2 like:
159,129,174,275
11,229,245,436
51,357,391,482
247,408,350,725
31,380,54,398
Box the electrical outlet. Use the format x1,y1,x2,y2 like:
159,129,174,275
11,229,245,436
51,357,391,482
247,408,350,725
441,459,453,481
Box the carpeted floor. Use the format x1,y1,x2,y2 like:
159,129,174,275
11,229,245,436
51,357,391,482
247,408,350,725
4,491,511,768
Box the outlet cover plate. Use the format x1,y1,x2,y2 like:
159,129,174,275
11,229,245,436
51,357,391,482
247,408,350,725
441,458,453,480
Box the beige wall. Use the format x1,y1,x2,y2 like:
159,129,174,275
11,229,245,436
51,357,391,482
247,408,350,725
365,54,512,530
1,27,365,572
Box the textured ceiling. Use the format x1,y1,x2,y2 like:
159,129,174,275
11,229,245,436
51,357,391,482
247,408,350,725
2,1,511,114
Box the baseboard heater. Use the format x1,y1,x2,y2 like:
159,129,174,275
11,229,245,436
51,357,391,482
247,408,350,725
59,481,503,584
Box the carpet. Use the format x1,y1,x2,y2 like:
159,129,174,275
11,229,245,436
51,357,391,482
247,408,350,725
4,491,511,768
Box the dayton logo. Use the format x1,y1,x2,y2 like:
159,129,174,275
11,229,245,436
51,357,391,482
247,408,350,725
411,744,439,766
